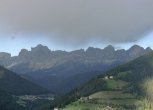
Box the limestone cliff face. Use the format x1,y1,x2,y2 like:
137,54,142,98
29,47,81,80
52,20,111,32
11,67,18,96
0,44,152,94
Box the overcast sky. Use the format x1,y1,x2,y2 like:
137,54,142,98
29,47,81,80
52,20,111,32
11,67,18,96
0,0,153,55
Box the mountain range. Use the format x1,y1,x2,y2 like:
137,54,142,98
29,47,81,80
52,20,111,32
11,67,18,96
0,44,152,94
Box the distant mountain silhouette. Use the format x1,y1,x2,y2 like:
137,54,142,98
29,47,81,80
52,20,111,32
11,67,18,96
0,44,152,94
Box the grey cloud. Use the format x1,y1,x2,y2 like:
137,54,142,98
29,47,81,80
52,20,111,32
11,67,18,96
0,0,153,45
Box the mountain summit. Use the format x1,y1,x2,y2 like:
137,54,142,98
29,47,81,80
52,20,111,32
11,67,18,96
104,45,115,52
0,45,152,94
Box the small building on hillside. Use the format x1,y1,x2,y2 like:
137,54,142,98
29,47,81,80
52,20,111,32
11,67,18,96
109,76,114,79
104,76,109,79
104,75,114,80
80,96,93,101
80,97,88,101
88,96,93,100
54,107,59,110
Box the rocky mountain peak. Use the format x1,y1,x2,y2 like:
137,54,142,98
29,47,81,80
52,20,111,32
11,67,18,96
127,45,145,58
86,47,95,51
103,45,115,52
31,44,51,52
0,52,11,58
128,45,144,52
30,44,52,57
146,47,152,52
19,49,29,57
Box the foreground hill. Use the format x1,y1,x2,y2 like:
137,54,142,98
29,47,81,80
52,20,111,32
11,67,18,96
0,44,152,94
0,90,25,110
0,65,49,95
58,52,153,109
0,66,52,110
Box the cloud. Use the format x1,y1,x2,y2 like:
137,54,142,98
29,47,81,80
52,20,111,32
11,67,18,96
0,0,153,45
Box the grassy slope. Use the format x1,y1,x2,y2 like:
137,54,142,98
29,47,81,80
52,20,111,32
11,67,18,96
0,90,25,110
103,52,153,83
0,66,54,110
61,79,140,110
59,52,153,109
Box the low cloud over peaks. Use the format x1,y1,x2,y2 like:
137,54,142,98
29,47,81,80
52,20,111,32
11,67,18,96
0,0,153,45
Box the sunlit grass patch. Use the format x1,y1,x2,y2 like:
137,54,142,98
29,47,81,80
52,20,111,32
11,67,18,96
105,79,129,90
139,77,153,110
90,91,135,99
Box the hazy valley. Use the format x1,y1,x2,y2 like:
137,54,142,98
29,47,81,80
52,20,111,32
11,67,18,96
0,45,151,95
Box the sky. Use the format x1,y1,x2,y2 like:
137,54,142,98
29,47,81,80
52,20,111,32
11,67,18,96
0,0,153,56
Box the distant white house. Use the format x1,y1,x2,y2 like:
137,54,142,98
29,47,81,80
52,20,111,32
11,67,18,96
88,96,93,100
109,76,114,79
104,76,109,79
105,106,112,110
80,97,88,101
80,96,93,101
104,75,114,80
54,107,58,110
